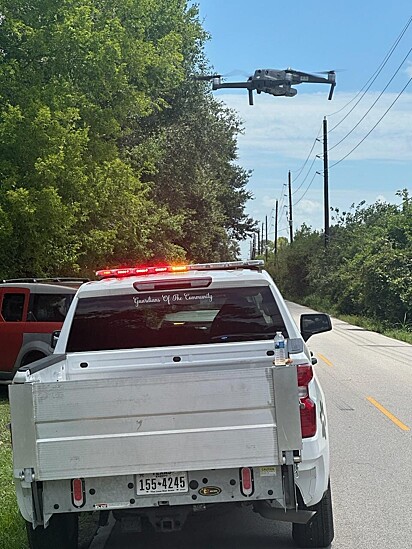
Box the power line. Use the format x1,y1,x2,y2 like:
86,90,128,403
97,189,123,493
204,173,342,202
328,46,412,151
329,76,412,169
290,122,323,181
326,15,412,120
269,17,412,242
277,182,287,215
292,156,318,195
293,171,320,206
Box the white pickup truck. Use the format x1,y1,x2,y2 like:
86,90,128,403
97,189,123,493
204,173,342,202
9,260,334,548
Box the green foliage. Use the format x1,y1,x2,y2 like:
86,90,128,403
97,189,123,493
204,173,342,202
270,224,322,300
144,95,256,261
272,191,412,326
0,1,254,277
0,187,79,278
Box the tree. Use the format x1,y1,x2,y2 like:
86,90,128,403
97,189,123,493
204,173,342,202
0,1,255,275
273,193,412,326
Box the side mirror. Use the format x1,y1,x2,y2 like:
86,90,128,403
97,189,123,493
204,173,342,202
51,330,61,349
300,313,332,341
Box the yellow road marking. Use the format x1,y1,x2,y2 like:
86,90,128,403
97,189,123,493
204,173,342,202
318,353,334,367
367,397,410,432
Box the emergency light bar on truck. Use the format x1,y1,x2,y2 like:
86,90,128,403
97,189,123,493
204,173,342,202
96,260,264,279
1,277,89,284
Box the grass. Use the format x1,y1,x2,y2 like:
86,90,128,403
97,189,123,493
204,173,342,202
301,295,412,345
0,386,26,549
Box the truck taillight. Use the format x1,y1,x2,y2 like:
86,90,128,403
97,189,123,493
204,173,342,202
297,364,316,438
239,467,254,497
71,478,85,508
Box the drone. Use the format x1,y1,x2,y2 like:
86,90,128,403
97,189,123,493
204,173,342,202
196,68,336,105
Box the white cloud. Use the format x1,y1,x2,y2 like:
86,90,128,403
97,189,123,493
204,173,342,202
219,90,412,163
261,195,282,210
224,88,411,258
406,61,412,78
295,199,321,215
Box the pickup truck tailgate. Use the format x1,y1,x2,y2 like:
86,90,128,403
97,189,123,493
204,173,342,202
10,365,302,481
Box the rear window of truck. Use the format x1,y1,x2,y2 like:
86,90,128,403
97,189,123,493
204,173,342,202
66,287,287,352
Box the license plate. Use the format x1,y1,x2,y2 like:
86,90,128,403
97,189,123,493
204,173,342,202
136,471,188,495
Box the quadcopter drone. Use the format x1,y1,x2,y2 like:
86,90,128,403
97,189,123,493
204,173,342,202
197,68,336,105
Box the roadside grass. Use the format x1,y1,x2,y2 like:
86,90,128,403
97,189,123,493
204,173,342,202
0,386,26,549
301,295,412,345
338,315,412,344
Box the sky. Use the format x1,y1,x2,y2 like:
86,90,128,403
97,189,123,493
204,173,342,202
194,1,412,255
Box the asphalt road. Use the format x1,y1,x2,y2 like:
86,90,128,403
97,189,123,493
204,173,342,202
288,302,412,549
91,302,412,549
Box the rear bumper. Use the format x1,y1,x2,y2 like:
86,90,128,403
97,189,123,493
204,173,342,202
18,465,292,525
296,437,329,506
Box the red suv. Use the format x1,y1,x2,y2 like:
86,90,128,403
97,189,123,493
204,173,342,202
0,279,86,383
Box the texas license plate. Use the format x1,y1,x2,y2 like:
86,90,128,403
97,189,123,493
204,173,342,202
136,471,188,495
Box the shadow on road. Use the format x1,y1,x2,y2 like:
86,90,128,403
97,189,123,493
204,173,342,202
104,506,297,549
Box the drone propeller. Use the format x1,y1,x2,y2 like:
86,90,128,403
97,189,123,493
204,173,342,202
223,69,251,78
193,74,223,81
194,69,251,82
313,69,346,74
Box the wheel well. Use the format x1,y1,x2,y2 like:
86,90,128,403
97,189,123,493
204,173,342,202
20,351,47,367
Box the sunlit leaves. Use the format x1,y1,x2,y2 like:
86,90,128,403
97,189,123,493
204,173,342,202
273,191,412,325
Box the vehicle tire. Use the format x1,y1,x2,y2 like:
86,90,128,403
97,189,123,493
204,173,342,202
292,481,334,548
26,513,78,549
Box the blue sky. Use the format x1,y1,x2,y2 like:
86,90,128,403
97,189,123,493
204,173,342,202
195,1,412,253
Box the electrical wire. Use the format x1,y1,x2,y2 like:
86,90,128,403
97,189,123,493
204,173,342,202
290,122,323,181
326,15,412,120
270,17,412,241
278,211,289,234
277,183,287,216
329,76,412,169
293,171,320,206
328,46,412,151
277,207,289,235
292,156,318,195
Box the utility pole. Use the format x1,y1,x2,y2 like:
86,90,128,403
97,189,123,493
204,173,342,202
261,223,264,255
257,229,261,256
288,170,293,244
323,116,330,247
274,199,278,258
265,215,268,262
251,233,256,259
